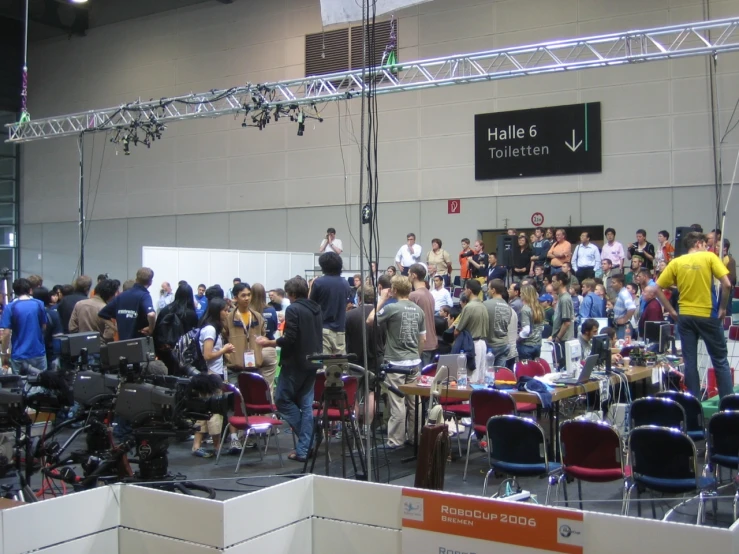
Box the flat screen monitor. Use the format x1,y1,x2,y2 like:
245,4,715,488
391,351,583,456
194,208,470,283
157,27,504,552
644,321,665,344
590,334,611,373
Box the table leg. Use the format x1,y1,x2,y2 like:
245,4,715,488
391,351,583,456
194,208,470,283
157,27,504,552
551,401,561,462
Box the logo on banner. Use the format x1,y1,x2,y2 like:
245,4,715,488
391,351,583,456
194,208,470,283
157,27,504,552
402,496,425,522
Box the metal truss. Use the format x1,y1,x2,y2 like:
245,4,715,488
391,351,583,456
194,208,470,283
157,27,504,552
8,16,739,143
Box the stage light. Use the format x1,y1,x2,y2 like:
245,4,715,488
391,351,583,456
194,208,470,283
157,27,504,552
69,0,89,4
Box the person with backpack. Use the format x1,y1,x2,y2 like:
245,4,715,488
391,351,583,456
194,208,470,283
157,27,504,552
192,298,235,458
154,284,199,375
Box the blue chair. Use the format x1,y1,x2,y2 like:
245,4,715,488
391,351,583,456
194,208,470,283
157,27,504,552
629,397,687,433
484,415,560,503
656,391,705,442
625,426,717,523
707,411,739,521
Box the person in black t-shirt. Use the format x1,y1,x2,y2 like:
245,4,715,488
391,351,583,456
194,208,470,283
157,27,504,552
99,267,156,341
153,283,199,375
466,239,488,279
627,228,656,271
58,275,92,333
309,252,351,354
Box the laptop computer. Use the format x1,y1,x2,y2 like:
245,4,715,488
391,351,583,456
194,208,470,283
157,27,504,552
436,354,462,382
554,354,599,385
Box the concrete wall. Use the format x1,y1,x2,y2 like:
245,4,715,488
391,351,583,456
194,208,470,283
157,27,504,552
17,0,739,285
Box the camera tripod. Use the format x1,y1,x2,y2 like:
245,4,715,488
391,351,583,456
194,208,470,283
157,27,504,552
304,379,367,479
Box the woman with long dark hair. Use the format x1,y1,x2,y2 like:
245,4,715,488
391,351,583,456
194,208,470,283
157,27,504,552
154,283,199,374
192,298,235,457
512,234,533,282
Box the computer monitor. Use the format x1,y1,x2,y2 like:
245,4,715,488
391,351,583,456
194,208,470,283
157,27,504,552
644,321,665,344
564,339,582,375
590,334,612,373
593,318,609,334
659,324,675,354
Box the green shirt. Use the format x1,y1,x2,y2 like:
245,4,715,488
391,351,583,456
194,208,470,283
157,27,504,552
519,305,544,347
376,299,426,363
455,298,489,340
483,298,511,349
553,292,575,341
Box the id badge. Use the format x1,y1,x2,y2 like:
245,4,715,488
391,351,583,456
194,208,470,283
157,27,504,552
244,350,256,368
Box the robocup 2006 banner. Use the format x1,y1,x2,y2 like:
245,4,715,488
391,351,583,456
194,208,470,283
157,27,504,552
319,0,432,26
401,488,586,554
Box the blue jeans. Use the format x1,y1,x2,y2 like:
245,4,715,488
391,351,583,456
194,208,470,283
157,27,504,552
550,267,563,275
10,355,47,375
490,344,509,367
275,368,317,458
517,343,541,360
679,315,733,399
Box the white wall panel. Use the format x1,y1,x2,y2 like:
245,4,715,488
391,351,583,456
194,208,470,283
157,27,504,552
20,224,43,278
673,186,718,230
580,189,672,239
497,193,580,229
42,222,79,286
581,152,672,191
672,149,716,186
603,117,671,155
210,250,239,291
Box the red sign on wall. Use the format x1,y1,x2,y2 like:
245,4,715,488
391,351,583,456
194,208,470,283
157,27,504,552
531,212,545,226
448,199,461,214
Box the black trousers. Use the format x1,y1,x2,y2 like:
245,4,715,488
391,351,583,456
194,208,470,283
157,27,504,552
575,267,596,282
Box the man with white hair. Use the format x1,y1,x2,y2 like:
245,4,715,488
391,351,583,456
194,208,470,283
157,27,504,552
638,285,663,337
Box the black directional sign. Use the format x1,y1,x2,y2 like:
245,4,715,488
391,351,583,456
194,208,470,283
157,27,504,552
474,102,601,180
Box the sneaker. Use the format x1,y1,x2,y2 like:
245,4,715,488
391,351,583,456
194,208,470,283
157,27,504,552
229,438,242,454
192,448,213,458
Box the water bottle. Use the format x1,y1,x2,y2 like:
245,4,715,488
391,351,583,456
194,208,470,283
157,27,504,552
625,326,632,346
457,351,468,387
485,349,496,385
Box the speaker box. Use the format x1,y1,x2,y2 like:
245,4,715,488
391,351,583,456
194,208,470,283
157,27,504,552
496,235,515,267
674,226,692,258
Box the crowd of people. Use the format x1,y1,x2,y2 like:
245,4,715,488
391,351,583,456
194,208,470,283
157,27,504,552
0,222,735,462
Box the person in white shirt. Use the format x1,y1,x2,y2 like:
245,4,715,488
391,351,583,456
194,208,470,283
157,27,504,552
430,275,452,314
157,281,174,312
318,227,343,255
571,231,601,283
395,233,422,276
600,227,625,273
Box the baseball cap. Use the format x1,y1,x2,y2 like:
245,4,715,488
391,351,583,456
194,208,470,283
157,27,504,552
538,293,553,303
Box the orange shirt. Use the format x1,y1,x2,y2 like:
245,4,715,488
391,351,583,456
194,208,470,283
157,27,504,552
459,249,472,279
548,240,572,268
662,242,675,264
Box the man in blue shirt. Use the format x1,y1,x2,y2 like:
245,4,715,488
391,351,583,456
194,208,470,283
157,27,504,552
309,252,351,354
1,278,48,374
98,267,156,341
579,278,606,319
194,283,208,320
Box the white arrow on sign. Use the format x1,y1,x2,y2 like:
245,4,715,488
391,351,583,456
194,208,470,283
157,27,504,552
565,129,583,152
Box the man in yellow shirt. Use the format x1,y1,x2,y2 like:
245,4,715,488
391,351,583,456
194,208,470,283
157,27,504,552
655,232,733,398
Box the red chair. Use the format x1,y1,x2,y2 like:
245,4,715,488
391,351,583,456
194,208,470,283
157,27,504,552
733,286,739,299
215,382,283,472
515,360,547,379
238,372,277,416
706,367,737,399
556,419,628,513
537,358,552,374
724,316,733,331
729,326,739,341
463,389,517,480
494,367,537,413
311,374,363,457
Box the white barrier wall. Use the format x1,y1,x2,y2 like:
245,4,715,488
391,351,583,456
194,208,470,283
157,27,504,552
2,476,739,554
142,246,361,292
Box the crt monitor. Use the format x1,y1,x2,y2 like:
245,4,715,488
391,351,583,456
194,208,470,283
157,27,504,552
563,339,582,376
590,334,611,373
593,318,609,333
